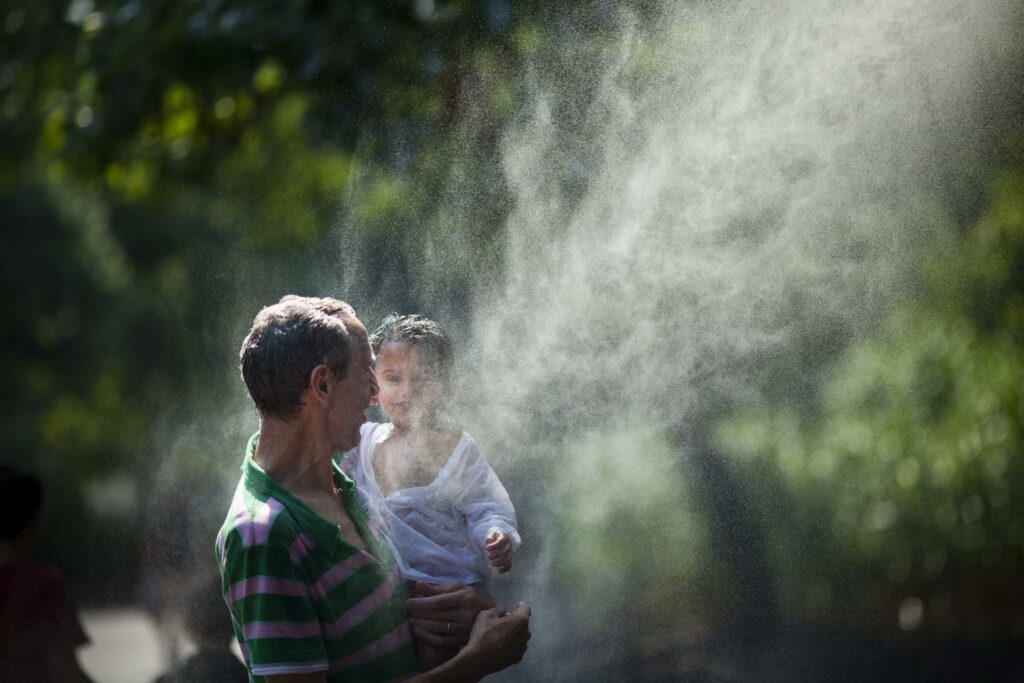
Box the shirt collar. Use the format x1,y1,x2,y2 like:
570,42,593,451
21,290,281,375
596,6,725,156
242,432,357,555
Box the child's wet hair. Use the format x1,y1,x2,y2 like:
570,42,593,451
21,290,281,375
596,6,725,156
369,314,454,383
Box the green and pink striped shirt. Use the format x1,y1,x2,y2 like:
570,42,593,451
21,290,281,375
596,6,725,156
215,434,419,682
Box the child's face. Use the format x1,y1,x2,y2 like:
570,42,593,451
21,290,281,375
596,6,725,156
375,341,446,431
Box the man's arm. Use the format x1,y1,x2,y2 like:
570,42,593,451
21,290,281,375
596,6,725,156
264,602,530,683
406,583,530,681
406,582,496,648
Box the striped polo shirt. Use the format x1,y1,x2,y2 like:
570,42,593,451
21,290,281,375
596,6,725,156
215,434,419,682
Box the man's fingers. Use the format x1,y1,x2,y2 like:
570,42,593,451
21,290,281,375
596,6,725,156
410,616,472,648
475,604,505,624
412,581,462,597
412,625,466,649
407,605,480,627
406,589,479,617
511,601,531,619
410,617,471,635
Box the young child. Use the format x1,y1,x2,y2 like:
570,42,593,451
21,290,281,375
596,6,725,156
343,314,520,591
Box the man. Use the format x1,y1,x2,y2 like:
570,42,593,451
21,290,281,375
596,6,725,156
216,296,530,682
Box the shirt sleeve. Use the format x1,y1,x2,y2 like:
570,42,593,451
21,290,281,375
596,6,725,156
221,537,328,676
453,438,521,550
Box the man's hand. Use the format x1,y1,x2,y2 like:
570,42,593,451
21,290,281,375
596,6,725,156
412,602,532,682
406,582,496,649
485,530,513,573
462,603,531,676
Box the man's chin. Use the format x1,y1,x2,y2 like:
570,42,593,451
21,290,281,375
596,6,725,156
332,433,361,455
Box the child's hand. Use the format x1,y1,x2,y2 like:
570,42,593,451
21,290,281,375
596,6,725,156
485,529,513,574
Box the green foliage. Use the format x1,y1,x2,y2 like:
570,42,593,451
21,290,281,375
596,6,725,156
3,3,1021,652
553,425,730,635
0,0,633,596
717,159,1024,636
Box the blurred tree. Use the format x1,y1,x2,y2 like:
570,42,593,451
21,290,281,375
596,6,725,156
550,425,733,678
717,155,1024,639
0,0,638,601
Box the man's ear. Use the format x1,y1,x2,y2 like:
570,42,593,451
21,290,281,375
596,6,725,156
308,364,333,404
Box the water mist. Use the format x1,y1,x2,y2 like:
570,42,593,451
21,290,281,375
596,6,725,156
417,1,1021,679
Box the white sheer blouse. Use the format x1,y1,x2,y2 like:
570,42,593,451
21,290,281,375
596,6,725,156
342,422,521,587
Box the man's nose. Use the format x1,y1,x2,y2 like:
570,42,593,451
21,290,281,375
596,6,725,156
368,368,380,402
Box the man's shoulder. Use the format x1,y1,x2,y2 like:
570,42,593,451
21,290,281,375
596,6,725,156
216,477,303,559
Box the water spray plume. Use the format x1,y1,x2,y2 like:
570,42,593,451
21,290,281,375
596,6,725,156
438,0,1021,677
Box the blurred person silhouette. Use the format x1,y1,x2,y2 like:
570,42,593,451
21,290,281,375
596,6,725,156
140,483,221,665
0,464,92,682
153,572,247,683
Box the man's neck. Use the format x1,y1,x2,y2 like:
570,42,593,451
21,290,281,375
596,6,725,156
256,414,370,551
255,415,336,498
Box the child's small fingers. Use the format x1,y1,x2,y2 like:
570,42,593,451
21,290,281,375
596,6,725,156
489,548,512,568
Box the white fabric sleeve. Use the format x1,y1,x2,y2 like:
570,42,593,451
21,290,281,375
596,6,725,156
338,447,359,479
454,438,521,550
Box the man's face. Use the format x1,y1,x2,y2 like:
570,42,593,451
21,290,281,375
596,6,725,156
327,319,379,453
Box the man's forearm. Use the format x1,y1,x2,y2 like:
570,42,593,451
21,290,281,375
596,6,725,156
409,646,486,683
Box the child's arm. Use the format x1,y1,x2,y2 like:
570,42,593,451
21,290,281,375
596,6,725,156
485,529,513,573
454,439,521,571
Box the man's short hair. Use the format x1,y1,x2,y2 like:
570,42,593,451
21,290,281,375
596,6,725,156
369,314,454,384
240,296,357,421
